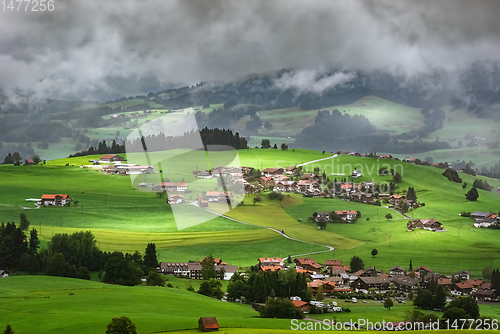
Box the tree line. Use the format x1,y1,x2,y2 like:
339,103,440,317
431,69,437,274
125,127,248,153
0,215,159,286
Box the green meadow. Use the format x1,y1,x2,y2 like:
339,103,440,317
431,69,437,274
0,276,290,334
1,277,498,334
290,155,500,276
0,149,330,261
2,149,500,274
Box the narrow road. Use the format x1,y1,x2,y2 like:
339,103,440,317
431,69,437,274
190,203,334,258
297,154,338,167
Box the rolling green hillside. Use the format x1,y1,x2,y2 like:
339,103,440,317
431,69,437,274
1,150,499,273
0,276,287,333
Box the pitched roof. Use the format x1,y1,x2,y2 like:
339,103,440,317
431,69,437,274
334,210,357,215
41,194,69,200
438,278,452,285
205,191,219,196
292,300,308,308
260,266,282,272
307,280,324,288
414,265,433,273
359,277,391,284
389,266,406,272
199,317,219,329
325,260,342,266
159,182,188,187
455,281,475,290
258,257,282,263
393,276,420,286
100,154,123,159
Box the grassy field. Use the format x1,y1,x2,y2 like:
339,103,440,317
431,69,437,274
0,149,330,262
290,154,500,276
3,276,497,334
334,96,425,134
0,276,291,334
2,149,500,274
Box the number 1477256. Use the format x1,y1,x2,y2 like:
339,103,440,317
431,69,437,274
2,0,55,11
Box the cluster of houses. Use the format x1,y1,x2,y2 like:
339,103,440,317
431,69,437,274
254,257,498,311
471,211,499,228
95,154,155,175
157,258,237,280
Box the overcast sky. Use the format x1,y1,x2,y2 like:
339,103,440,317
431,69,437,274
1,0,499,101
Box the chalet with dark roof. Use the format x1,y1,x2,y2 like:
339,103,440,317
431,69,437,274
262,167,284,176
389,266,406,276
453,270,471,281
392,276,420,292
356,276,391,292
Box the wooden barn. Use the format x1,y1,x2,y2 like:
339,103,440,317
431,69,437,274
198,317,219,332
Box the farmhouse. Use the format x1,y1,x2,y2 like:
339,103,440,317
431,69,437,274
407,219,444,232
100,154,125,162
285,166,297,174
291,300,309,312
294,258,323,272
119,165,154,174
392,276,420,292
188,263,237,280
333,210,357,221
474,217,499,228
453,270,471,281
168,194,183,204
205,191,220,202
471,289,497,301
158,262,190,277
314,212,330,222
258,257,283,268
198,317,219,332
157,182,188,192
351,169,362,178
24,159,34,165
262,167,284,176
413,266,433,278
389,266,406,276
196,171,212,179
274,181,298,192
39,194,72,206
390,194,405,206
356,277,391,292
259,176,275,188
471,211,495,220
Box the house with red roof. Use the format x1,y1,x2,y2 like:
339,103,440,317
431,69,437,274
24,159,34,165
258,257,283,268
198,317,219,332
155,182,188,192
40,194,72,206
292,300,309,312
294,258,323,272
100,154,125,162
333,210,357,221
168,194,183,204
262,167,284,176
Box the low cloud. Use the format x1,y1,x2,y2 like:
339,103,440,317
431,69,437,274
274,69,357,94
0,0,499,102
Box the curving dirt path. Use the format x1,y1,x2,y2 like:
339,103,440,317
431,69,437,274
190,203,334,258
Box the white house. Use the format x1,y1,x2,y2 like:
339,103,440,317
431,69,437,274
39,194,72,206
351,169,362,178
